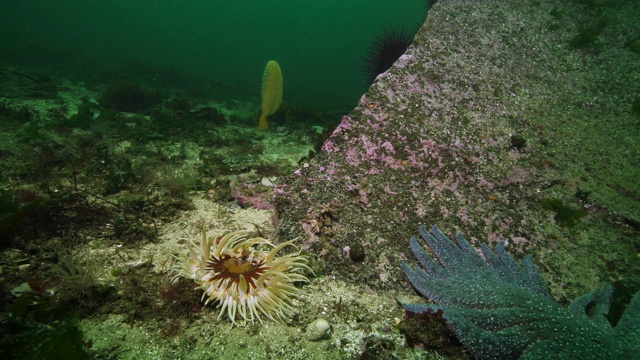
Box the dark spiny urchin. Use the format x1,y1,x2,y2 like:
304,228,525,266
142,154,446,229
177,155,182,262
362,27,415,84
425,0,438,9
401,225,640,359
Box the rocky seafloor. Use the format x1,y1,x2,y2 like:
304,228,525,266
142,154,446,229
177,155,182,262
1,0,639,359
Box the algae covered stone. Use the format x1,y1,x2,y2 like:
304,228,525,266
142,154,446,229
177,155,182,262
306,318,331,341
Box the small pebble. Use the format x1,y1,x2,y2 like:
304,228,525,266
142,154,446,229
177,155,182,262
306,318,331,341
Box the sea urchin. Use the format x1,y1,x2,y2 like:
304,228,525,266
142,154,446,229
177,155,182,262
363,26,416,83
172,229,310,326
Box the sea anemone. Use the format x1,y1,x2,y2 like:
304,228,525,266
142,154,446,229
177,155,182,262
155,166,198,198
363,26,416,83
172,229,310,326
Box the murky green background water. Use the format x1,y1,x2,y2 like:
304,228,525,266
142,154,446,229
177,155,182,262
0,0,428,110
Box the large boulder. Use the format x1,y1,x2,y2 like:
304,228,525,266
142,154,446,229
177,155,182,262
275,0,640,300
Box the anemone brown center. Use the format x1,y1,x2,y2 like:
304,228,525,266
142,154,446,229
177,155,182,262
207,254,267,292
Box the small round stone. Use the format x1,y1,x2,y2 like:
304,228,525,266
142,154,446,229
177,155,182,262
306,318,331,341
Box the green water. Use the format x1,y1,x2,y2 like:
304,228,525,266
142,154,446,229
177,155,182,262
0,0,428,110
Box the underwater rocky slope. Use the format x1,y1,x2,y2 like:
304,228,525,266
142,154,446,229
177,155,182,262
275,0,640,305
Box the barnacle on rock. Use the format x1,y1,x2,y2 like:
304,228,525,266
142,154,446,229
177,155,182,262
172,229,310,326
401,225,640,359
